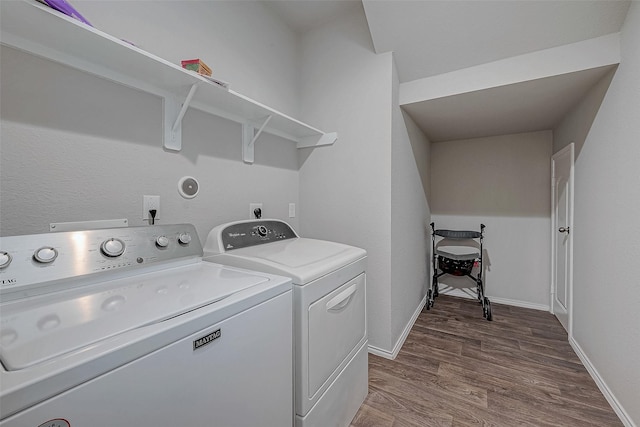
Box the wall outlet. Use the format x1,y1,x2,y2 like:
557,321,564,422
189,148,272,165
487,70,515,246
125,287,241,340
249,203,262,219
289,203,296,218
143,195,160,220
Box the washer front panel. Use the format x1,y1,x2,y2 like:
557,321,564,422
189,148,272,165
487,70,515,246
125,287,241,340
0,261,291,420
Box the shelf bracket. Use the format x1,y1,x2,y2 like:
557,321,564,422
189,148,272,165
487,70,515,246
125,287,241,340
297,132,338,149
242,115,273,163
164,83,200,151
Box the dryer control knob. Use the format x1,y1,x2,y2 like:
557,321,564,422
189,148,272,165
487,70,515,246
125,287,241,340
101,238,125,257
34,247,58,263
0,251,13,269
257,225,268,237
178,232,192,245
156,236,169,248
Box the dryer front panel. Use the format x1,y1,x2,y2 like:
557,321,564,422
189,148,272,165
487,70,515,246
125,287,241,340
307,273,366,398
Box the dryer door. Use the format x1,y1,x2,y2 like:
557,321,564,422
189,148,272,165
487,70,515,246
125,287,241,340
307,273,366,398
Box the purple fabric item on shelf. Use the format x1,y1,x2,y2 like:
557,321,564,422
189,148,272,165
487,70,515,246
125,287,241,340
43,0,92,26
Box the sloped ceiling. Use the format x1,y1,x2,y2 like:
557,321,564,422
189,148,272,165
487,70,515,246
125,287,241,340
401,65,615,142
266,0,631,142
362,0,630,83
265,0,363,35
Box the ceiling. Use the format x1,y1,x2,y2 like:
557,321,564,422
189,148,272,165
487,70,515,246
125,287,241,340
362,0,631,83
265,0,363,35
401,65,616,142
265,0,631,142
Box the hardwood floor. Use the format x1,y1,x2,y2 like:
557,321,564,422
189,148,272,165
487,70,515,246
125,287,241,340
351,295,621,427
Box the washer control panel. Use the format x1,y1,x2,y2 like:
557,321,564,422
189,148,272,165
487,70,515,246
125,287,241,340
0,224,202,298
220,220,298,251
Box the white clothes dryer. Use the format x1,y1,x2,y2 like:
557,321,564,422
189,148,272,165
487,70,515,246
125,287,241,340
204,219,368,427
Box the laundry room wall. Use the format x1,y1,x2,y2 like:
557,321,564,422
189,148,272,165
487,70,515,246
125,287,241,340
77,0,300,117
553,3,640,424
0,1,303,241
298,6,431,357
390,58,431,355
297,7,395,353
430,131,552,309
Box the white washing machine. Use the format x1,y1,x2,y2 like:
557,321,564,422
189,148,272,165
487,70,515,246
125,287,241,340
0,224,293,426
204,219,368,427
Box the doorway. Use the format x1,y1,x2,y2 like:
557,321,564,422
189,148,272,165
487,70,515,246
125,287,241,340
551,143,574,335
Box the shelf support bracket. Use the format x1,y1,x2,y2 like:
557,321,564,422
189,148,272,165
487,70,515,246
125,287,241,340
242,115,273,163
297,132,338,149
164,82,200,152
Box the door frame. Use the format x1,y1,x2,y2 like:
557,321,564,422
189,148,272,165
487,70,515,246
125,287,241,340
550,143,574,337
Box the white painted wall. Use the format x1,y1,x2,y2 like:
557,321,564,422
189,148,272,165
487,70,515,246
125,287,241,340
297,8,395,352
75,0,300,116
0,1,302,240
1,0,432,365
297,10,432,356
553,3,640,425
430,131,552,309
553,68,616,155
390,58,431,353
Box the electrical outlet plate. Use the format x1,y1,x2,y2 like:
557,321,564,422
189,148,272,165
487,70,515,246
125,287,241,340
289,203,295,218
249,203,262,219
143,195,160,219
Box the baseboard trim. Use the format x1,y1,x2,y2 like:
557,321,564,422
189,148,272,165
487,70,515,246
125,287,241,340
368,296,426,360
439,287,550,312
569,337,635,427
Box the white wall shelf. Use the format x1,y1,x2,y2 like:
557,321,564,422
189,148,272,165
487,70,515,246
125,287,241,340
0,0,337,163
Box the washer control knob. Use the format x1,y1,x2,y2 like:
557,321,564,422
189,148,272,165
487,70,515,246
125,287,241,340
101,238,125,257
178,232,192,245
33,247,58,264
156,235,169,248
257,225,268,237
0,251,13,269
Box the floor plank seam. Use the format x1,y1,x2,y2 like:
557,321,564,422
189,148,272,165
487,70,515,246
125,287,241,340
351,295,622,427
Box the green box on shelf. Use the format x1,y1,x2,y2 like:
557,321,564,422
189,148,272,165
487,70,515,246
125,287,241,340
180,59,212,77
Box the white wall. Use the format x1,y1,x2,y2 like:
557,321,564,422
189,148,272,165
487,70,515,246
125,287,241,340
297,7,395,352
297,9,431,357
390,58,431,354
0,1,302,240
1,0,433,364
75,0,300,116
553,67,616,155
430,131,552,309
553,3,640,425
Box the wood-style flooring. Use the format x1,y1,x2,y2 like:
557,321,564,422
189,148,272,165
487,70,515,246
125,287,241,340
351,295,621,427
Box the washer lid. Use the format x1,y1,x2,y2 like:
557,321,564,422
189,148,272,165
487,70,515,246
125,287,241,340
0,262,271,371
208,238,366,285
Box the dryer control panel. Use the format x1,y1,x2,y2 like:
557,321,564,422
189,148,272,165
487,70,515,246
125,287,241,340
220,220,298,251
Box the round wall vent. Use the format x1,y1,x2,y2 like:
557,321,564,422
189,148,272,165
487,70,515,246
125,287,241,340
178,176,200,199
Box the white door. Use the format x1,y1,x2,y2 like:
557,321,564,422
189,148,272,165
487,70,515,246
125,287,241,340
551,143,574,334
